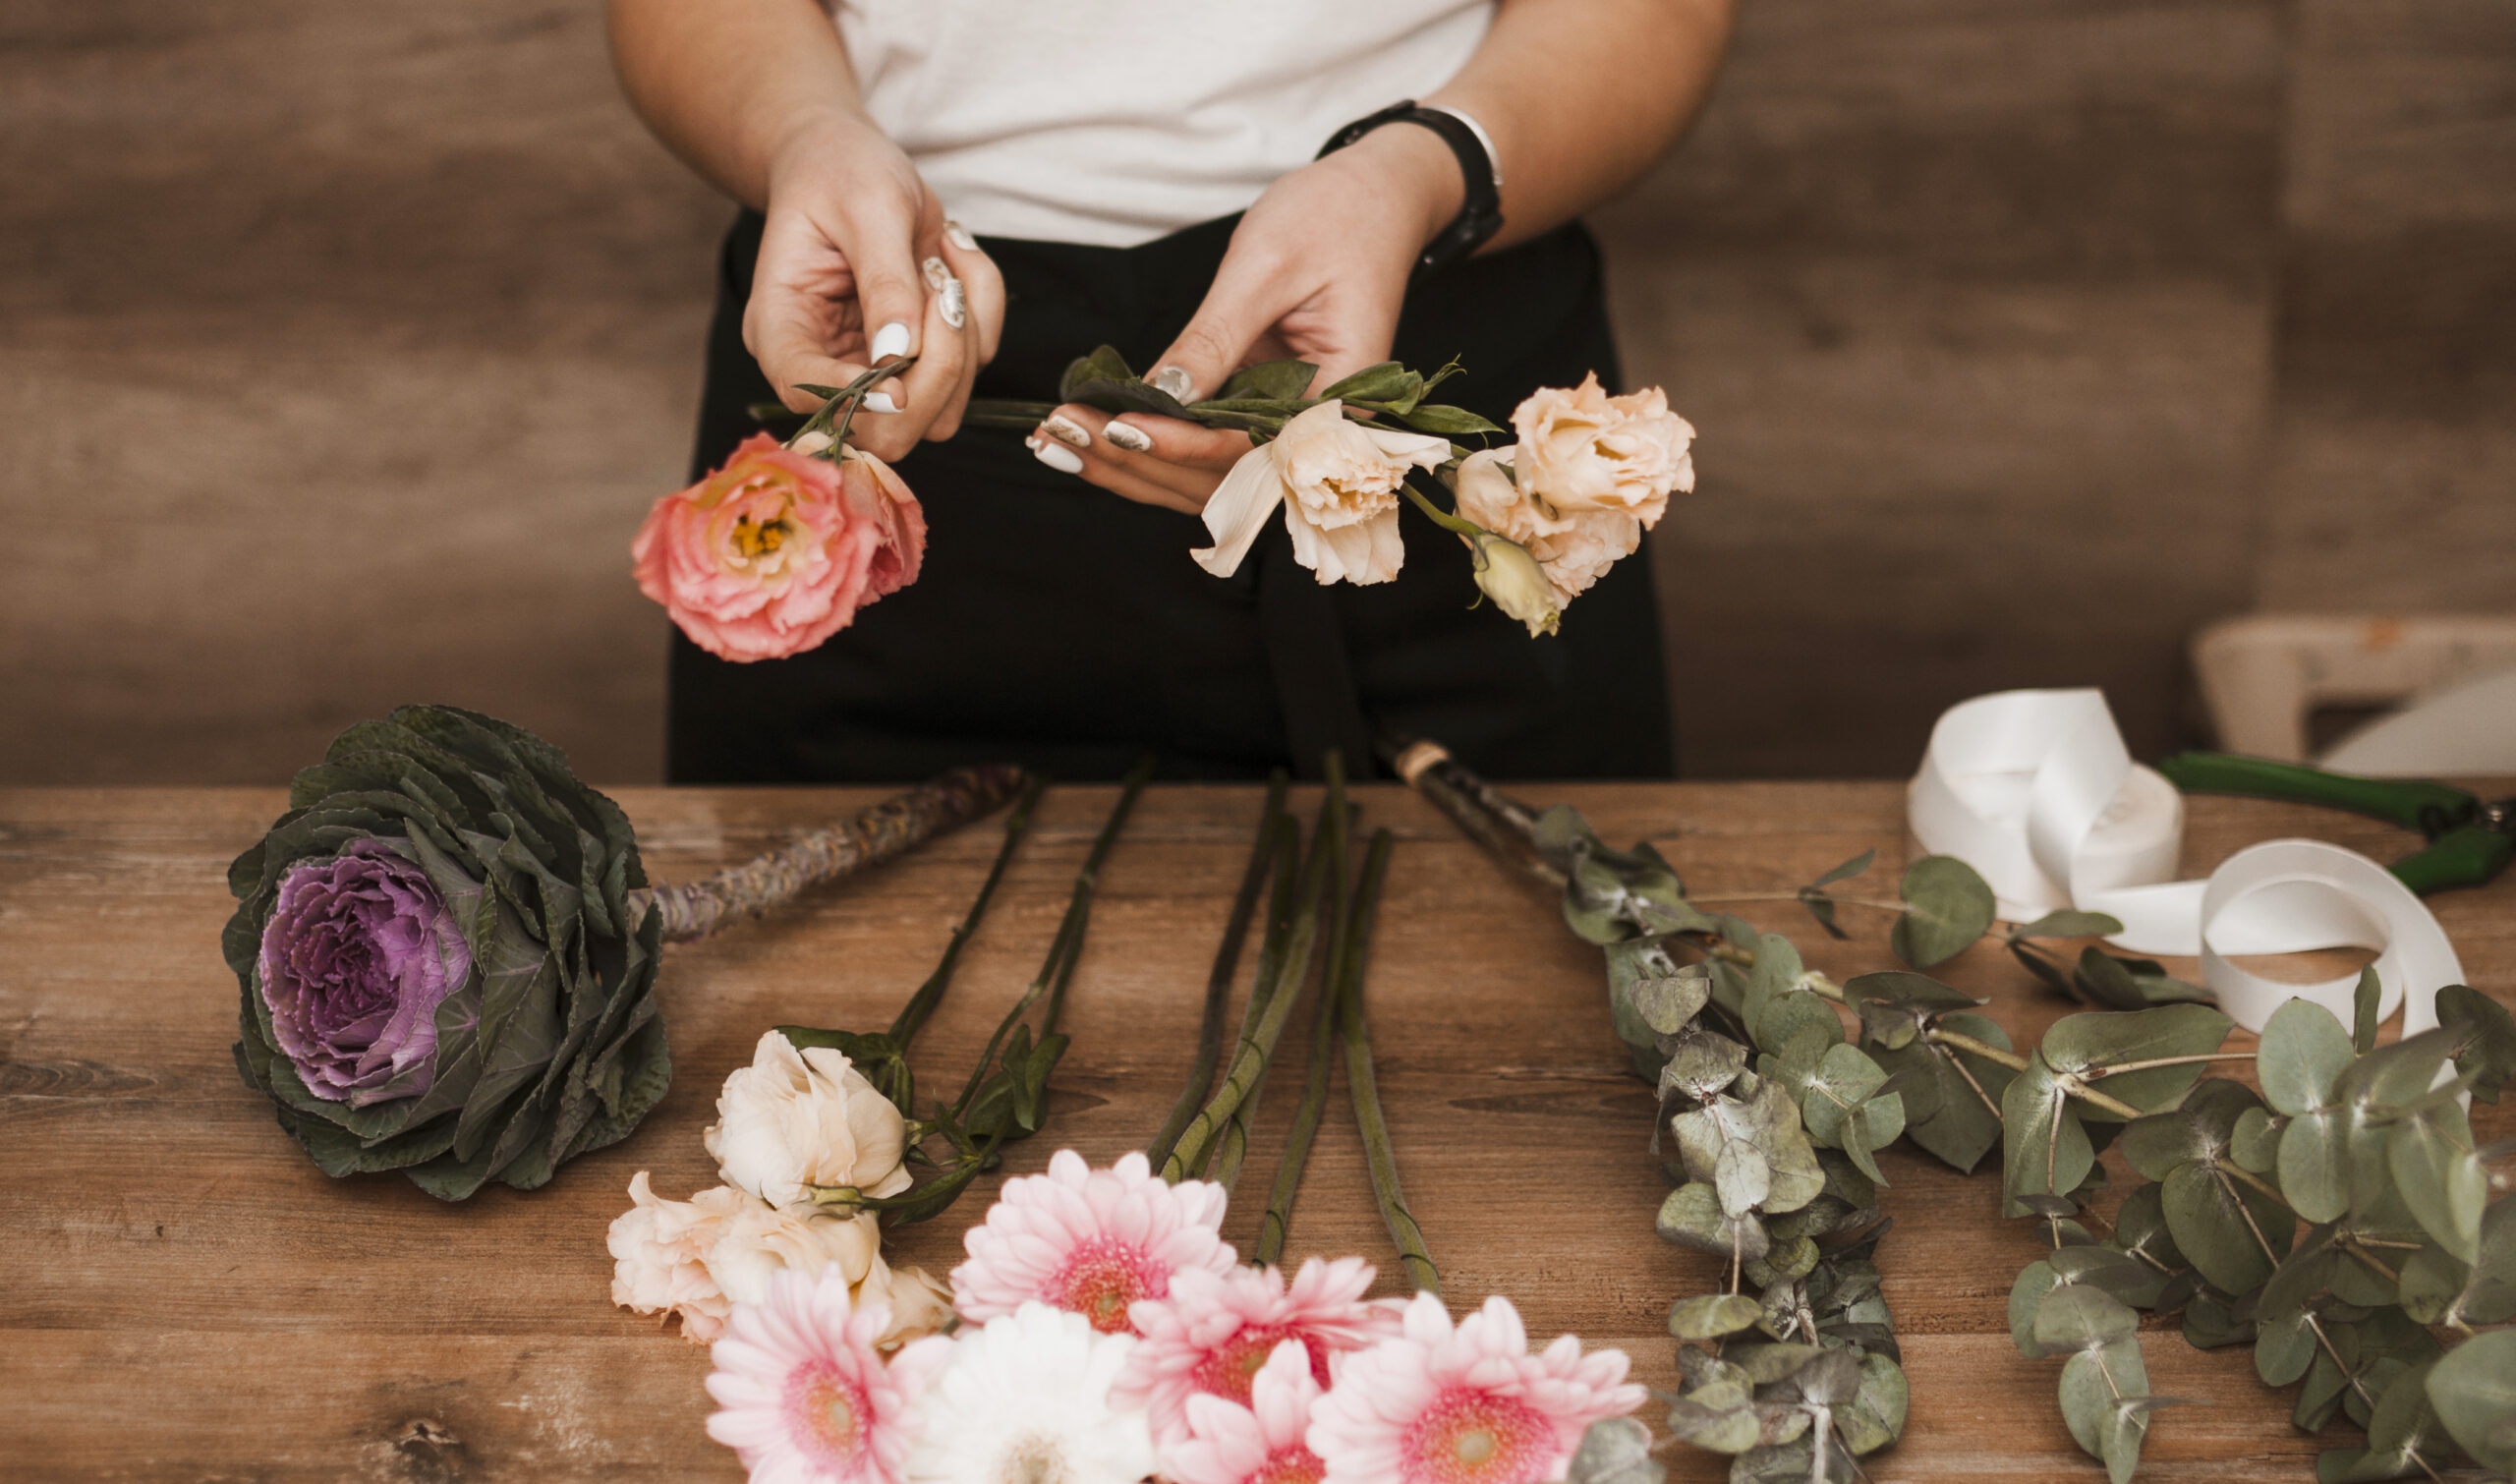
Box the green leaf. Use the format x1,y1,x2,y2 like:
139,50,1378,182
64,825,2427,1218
1886,1011,2012,1174
2163,1159,2291,1292
1838,1352,1909,1454
2280,1108,2351,1224
2438,983,2516,1102
1388,401,1504,436
2035,1284,2140,1352
1606,939,1709,1042
1212,358,1318,403
1316,361,1413,403
1811,849,1876,888
2042,1003,2235,1119
2388,1102,2486,1264
2058,1338,2150,1478
2425,1329,2516,1473
2233,1106,2283,1173
1755,991,1845,1059
2003,1053,2095,1213
1563,1417,1666,1484
2010,909,2126,941
1669,1293,1765,1340
2260,998,2355,1116
1741,933,1805,1033
2073,945,2212,1009
1657,1182,1768,1263
1058,345,1136,400
1890,856,1997,969
2257,1303,2323,1386
2353,966,2382,1054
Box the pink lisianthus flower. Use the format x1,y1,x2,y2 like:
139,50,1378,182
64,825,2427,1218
1164,1341,1330,1484
1116,1256,1400,1445
1305,1292,1645,1484
948,1149,1234,1336
632,432,925,663
703,1265,936,1484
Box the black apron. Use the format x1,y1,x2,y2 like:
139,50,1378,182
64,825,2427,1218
667,210,1672,783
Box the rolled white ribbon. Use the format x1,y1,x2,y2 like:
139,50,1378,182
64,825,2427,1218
1908,688,2466,1032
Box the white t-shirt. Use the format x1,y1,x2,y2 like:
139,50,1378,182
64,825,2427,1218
833,1,1495,247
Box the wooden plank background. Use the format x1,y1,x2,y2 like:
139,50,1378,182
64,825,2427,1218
4,780,2511,1479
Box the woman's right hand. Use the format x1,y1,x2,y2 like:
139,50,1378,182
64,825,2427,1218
743,111,1005,463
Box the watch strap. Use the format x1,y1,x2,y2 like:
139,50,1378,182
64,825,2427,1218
1318,100,1506,273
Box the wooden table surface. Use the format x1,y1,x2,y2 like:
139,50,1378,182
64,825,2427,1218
4,780,2510,1482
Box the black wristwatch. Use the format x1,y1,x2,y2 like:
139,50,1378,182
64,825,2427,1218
1318,100,1506,273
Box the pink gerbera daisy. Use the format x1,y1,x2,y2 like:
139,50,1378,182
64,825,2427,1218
1305,1292,1645,1484
1116,1256,1400,1443
704,1265,932,1484
949,1149,1234,1335
1165,1340,1330,1484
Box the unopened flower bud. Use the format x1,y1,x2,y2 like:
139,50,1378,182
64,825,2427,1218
1465,530,1562,637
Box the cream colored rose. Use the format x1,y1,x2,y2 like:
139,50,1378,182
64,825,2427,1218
1510,373,1694,522
705,1030,912,1208
1192,399,1450,587
702,1199,883,1307
1453,445,1643,605
860,1255,958,1349
606,1170,746,1342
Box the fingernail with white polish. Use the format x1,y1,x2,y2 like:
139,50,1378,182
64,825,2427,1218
864,391,900,414
871,321,911,363
1103,419,1153,453
944,220,978,252
922,257,952,292
1032,438,1085,475
1040,414,1091,449
1149,366,1194,401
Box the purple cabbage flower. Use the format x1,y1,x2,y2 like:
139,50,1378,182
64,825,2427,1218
257,838,472,1106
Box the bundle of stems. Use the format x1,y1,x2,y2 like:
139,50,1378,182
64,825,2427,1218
1152,753,1439,1292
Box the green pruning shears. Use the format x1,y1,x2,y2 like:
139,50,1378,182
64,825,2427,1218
2156,752,2516,896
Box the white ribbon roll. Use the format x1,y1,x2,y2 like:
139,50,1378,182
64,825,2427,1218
1908,688,2466,1032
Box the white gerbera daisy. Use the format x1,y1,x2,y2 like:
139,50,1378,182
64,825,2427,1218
903,1301,1157,1484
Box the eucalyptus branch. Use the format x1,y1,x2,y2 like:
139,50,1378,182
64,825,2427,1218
1147,773,1287,1170
1338,829,1436,1293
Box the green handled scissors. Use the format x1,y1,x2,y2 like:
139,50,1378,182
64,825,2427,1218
2156,753,2516,895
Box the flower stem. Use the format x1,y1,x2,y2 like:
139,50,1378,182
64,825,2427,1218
1399,480,1487,539
953,758,1155,1121
888,775,1046,1050
1147,771,1287,1172
1164,760,1344,1182
1256,930,1344,1268
1340,829,1436,1293
635,765,1029,942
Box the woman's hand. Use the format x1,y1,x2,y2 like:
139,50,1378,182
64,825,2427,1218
1028,124,1463,510
748,112,1006,463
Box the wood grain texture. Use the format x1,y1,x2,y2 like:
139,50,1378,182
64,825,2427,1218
2,781,2510,1481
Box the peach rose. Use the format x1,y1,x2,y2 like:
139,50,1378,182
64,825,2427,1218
631,432,925,662
1509,373,1694,523
1453,445,1644,604
607,1171,746,1342
1192,400,1451,587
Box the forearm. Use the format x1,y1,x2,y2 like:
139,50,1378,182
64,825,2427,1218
1430,0,1736,249
605,0,866,208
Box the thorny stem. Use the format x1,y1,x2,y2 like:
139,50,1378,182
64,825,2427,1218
887,776,1045,1049
1340,830,1436,1293
1147,774,1287,1171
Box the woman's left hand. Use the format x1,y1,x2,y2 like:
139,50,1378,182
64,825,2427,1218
1025,124,1465,512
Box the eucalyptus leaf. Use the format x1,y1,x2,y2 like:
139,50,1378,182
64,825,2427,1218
2035,1284,2140,1352
1671,1293,1766,1340
2232,1106,2283,1173
1890,855,1997,969
1212,358,1318,403
2281,1108,2352,1224
2003,1052,2094,1213
1564,1417,1666,1484
2388,1102,2486,1264
2424,1329,2516,1473
2042,1003,2236,1120
2437,982,2516,1102
2059,1338,2149,1480
2352,966,2381,1054
2162,1157,2292,1293
1658,1181,1770,1263
2011,909,2126,941
1389,402,1505,436
2261,997,2355,1117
